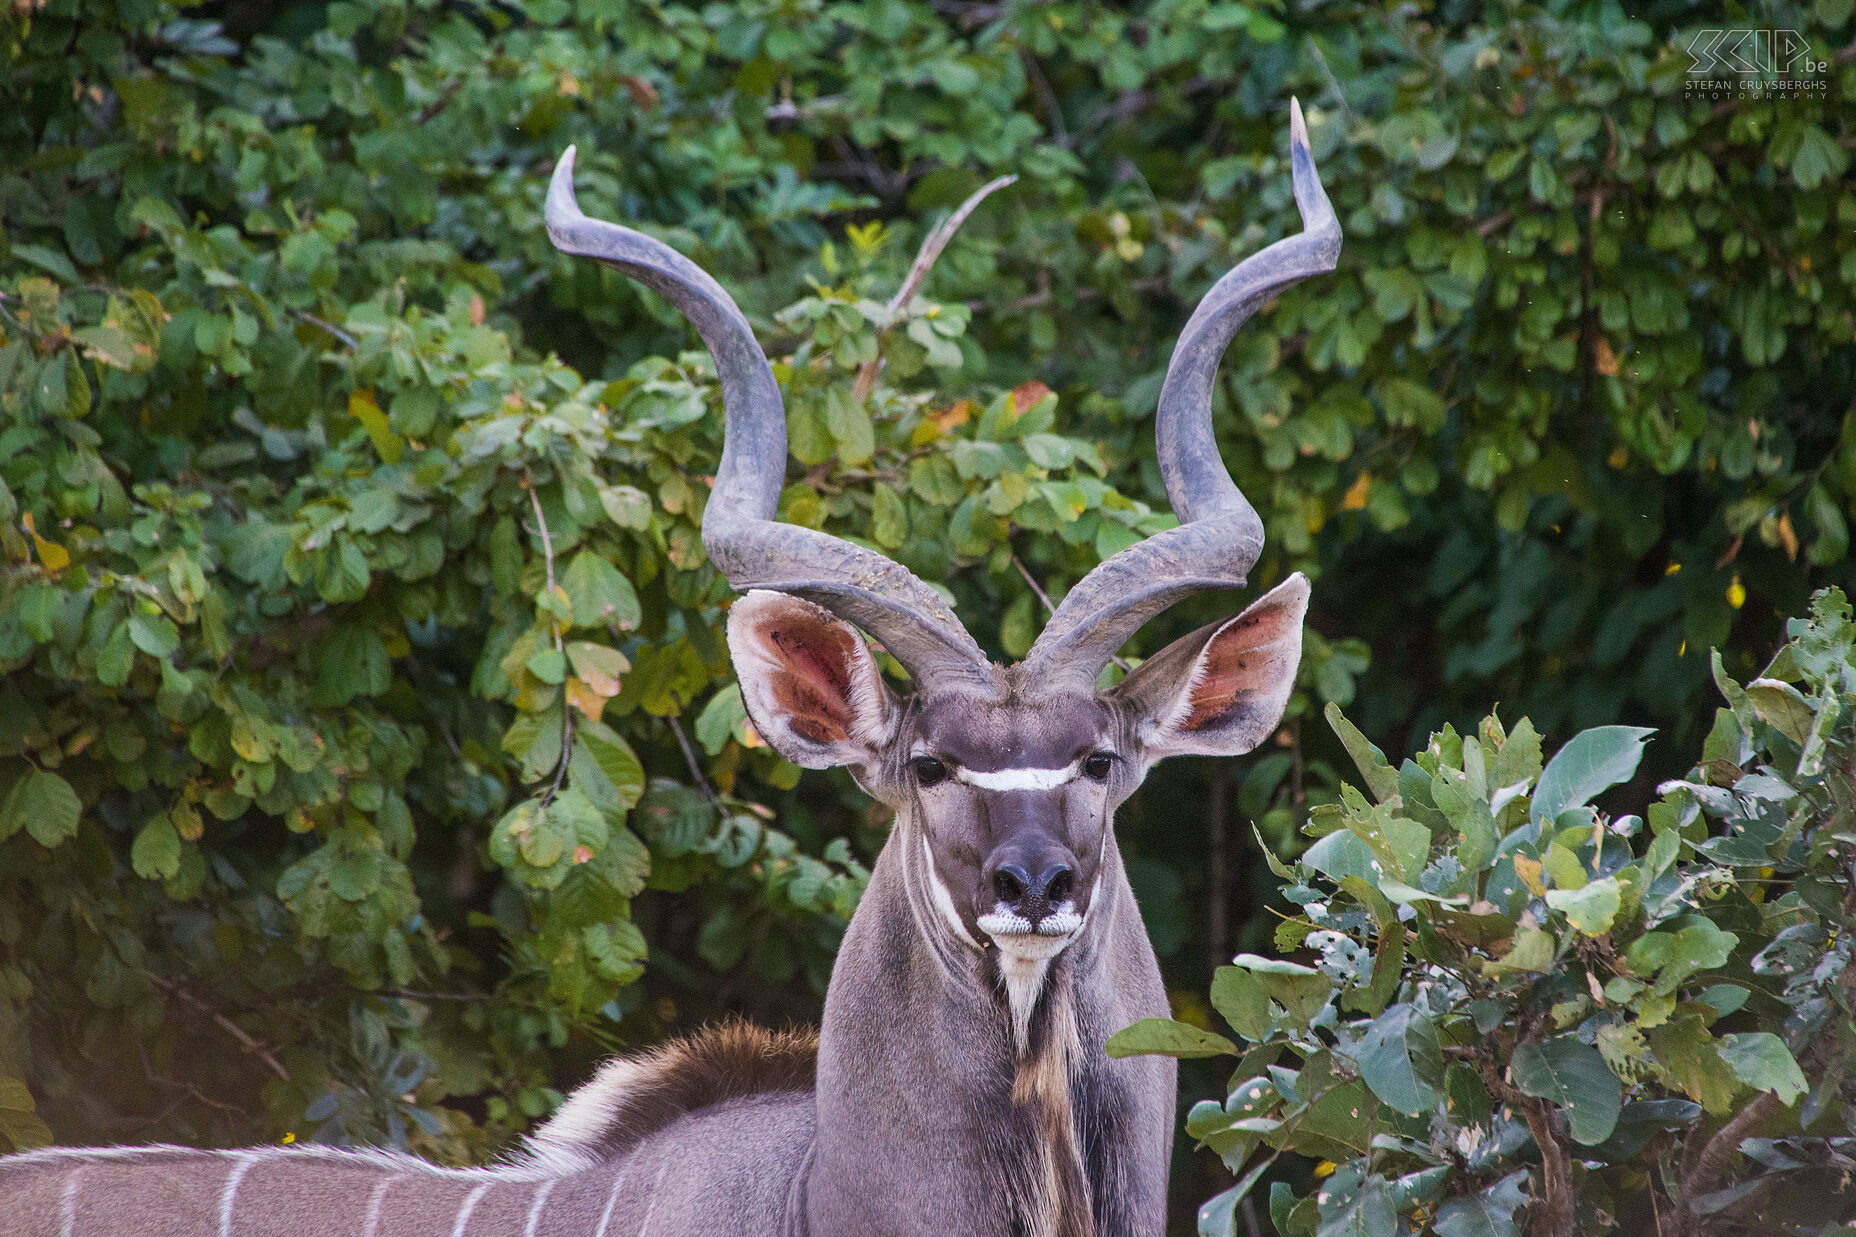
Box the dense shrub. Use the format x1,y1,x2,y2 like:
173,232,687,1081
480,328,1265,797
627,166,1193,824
1120,587,1856,1235
0,0,1851,1222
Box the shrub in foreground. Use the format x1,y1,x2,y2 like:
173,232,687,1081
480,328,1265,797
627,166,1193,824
1117,587,1856,1236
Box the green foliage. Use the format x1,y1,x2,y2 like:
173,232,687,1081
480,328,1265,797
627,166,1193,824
1127,589,1856,1235
1,0,1851,1209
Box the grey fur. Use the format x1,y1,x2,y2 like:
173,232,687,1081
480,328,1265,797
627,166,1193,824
0,102,1336,1237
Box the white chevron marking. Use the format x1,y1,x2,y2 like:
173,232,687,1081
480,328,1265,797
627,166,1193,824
592,1165,627,1237
522,1179,555,1237
219,1152,258,1237
954,764,1078,791
450,1182,491,1237
361,1174,398,1237
60,1166,82,1237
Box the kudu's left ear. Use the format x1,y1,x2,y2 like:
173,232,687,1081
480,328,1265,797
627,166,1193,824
1113,573,1310,761
726,591,899,770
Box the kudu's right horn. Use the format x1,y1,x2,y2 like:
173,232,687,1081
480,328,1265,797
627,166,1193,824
545,148,994,689
1022,98,1340,690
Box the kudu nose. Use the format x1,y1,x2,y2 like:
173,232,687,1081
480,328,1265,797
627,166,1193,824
992,860,1076,926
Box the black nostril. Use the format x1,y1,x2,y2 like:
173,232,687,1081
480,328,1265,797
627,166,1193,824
1042,865,1074,904
994,864,1030,905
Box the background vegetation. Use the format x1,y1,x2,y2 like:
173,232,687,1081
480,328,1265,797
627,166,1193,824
1,0,1852,1229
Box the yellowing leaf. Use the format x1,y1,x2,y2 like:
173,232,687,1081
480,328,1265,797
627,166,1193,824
1512,853,1546,897
20,512,70,571
565,677,611,721
348,389,404,464
566,641,628,696
1341,472,1372,510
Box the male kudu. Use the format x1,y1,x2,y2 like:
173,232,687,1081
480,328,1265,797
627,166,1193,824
0,100,1339,1237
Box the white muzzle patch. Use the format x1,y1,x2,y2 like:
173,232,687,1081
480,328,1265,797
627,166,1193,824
980,902,1084,1054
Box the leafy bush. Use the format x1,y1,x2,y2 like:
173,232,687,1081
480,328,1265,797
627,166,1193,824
1117,587,1856,1235
1,0,1852,1213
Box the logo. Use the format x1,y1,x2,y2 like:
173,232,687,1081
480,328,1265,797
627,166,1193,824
1684,29,1827,99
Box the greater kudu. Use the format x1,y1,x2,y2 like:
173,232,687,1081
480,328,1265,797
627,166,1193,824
0,100,1339,1237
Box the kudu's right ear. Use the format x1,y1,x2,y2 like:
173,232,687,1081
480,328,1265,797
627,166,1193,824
1113,573,1310,762
727,591,898,770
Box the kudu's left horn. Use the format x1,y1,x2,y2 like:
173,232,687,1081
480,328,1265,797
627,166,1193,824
1022,99,1341,690
545,147,994,687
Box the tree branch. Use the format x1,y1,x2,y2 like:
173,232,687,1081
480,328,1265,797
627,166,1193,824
143,972,290,1082
853,174,1017,400
526,475,574,806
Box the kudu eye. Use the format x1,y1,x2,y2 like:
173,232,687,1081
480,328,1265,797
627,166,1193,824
1083,752,1114,782
910,756,949,788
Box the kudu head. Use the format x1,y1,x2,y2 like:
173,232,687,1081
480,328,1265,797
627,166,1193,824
546,101,1339,1018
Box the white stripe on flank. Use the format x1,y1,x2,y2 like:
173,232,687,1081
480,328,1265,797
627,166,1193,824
522,1179,555,1237
218,1152,258,1237
60,1166,81,1237
954,764,1078,792
592,1159,631,1237
361,1175,398,1237
450,1182,491,1237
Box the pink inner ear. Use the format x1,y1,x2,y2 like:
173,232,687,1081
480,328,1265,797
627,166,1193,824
1181,606,1294,732
767,622,858,744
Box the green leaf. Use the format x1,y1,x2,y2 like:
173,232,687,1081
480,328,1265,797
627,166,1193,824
1431,1171,1528,1237
1482,926,1555,976
1531,726,1655,827
95,622,134,686
0,1075,52,1150
1106,1017,1240,1059
1432,768,1499,871
1717,1032,1807,1105
128,612,180,658
1356,1003,1443,1116
527,647,567,685
826,389,875,465
314,626,391,707
1233,954,1332,1027
872,482,907,548
1000,592,1036,660
1545,876,1621,935
1326,703,1398,802
131,815,182,880
3,770,81,848
1210,966,1272,1041
560,551,642,632
1744,678,1814,746
1789,123,1849,189
695,683,747,756
1315,1174,1396,1237
1509,1036,1621,1145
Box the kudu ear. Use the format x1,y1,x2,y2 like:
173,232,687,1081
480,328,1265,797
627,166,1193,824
1114,573,1310,761
726,591,898,770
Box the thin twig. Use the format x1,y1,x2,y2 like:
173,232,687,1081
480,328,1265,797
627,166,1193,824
526,476,574,806
767,94,846,123
144,972,290,1082
1305,40,1357,123
1021,51,1069,147
852,174,1018,401
1011,553,1132,672
297,311,357,349
668,715,721,808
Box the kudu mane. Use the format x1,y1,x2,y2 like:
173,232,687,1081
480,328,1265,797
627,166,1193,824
0,101,1338,1237
524,1021,819,1171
